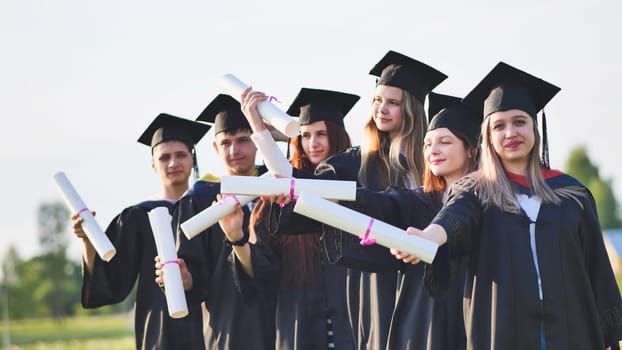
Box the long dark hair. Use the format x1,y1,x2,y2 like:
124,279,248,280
252,120,351,288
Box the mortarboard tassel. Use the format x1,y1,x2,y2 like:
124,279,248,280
541,110,550,169
192,147,200,180
286,138,291,160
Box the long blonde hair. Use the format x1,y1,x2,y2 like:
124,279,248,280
474,113,567,213
359,89,426,190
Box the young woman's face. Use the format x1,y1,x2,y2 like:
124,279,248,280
488,109,535,172
372,85,403,138
300,121,330,166
151,140,193,188
424,127,470,186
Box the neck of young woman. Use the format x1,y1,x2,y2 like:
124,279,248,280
502,159,528,176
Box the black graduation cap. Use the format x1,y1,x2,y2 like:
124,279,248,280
286,88,360,126
427,92,482,145
137,113,210,148
462,61,560,119
196,94,251,135
369,50,448,102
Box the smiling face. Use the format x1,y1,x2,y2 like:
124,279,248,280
213,129,257,176
488,109,535,174
300,120,330,166
371,84,404,139
424,127,471,186
151,140,193,188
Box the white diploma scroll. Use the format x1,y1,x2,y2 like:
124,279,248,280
293,192,439,264
250,129,293,176
148,207,188,319
218,74,299,137
52,172,116,262
220,176,356,201
181,194,256,240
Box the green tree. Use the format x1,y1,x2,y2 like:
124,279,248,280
565,146,622,229
36,201,77,320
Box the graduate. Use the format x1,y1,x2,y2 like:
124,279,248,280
72,113,210,349
310,50,447,350
158,94,274,350
399,62,622,349
353,92,480,349
230,87,359,349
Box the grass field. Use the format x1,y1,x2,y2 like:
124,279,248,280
0,313,134,350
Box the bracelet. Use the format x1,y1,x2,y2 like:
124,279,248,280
223,230,249,247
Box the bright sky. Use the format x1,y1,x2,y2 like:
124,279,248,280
1,0,621,262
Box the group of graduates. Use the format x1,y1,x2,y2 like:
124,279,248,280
71,49,622,350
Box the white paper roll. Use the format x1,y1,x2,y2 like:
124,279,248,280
250,129,293,176
148,207,188,319
293,192,438,263
218,74,299,137
180,194,256,240
220,176,356,201
52,172,116,262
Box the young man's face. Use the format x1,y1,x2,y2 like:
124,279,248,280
213,129,257,176
151,140,193,188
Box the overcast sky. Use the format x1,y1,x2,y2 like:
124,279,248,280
1,0,621,262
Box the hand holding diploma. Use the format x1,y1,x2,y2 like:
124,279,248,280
293,192,439,264
180,172,274,239
391,225,448,264
52,172,116,262
155,256,193,292
218,74,299,137
148,207,188,319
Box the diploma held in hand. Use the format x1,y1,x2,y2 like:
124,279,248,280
148,207,188,319
220,176,356,201
218,74,299,137
52,172,116,262
293,192,438,263
181,194,256,239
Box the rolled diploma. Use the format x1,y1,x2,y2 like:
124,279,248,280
52,172,116,262
220,176,356,201
180,172,275,239
148,207,188,318
181,194,255,240
293,192,439,263
250,129,293,176
218,74,299,137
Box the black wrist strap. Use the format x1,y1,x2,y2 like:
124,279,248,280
224,229,249,247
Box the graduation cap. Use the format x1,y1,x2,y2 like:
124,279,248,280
196,94,251,135
137,113,210,149
462,61,560,168
462,61,560,119
286,88,360,127
427,92,482,145
369,50,447,102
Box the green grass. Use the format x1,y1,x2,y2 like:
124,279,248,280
0,313,134,349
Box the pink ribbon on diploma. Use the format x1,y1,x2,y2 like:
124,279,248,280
280,178,299,208
220,194,241,206
75,208,89,216
359,218,376,246
161,259,179,267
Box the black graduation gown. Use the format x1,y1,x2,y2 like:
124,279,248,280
430,172,622,350
247,198,356,350
296,146,398,350
356,187,467,350
173,178,275,350
82,200,204,350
